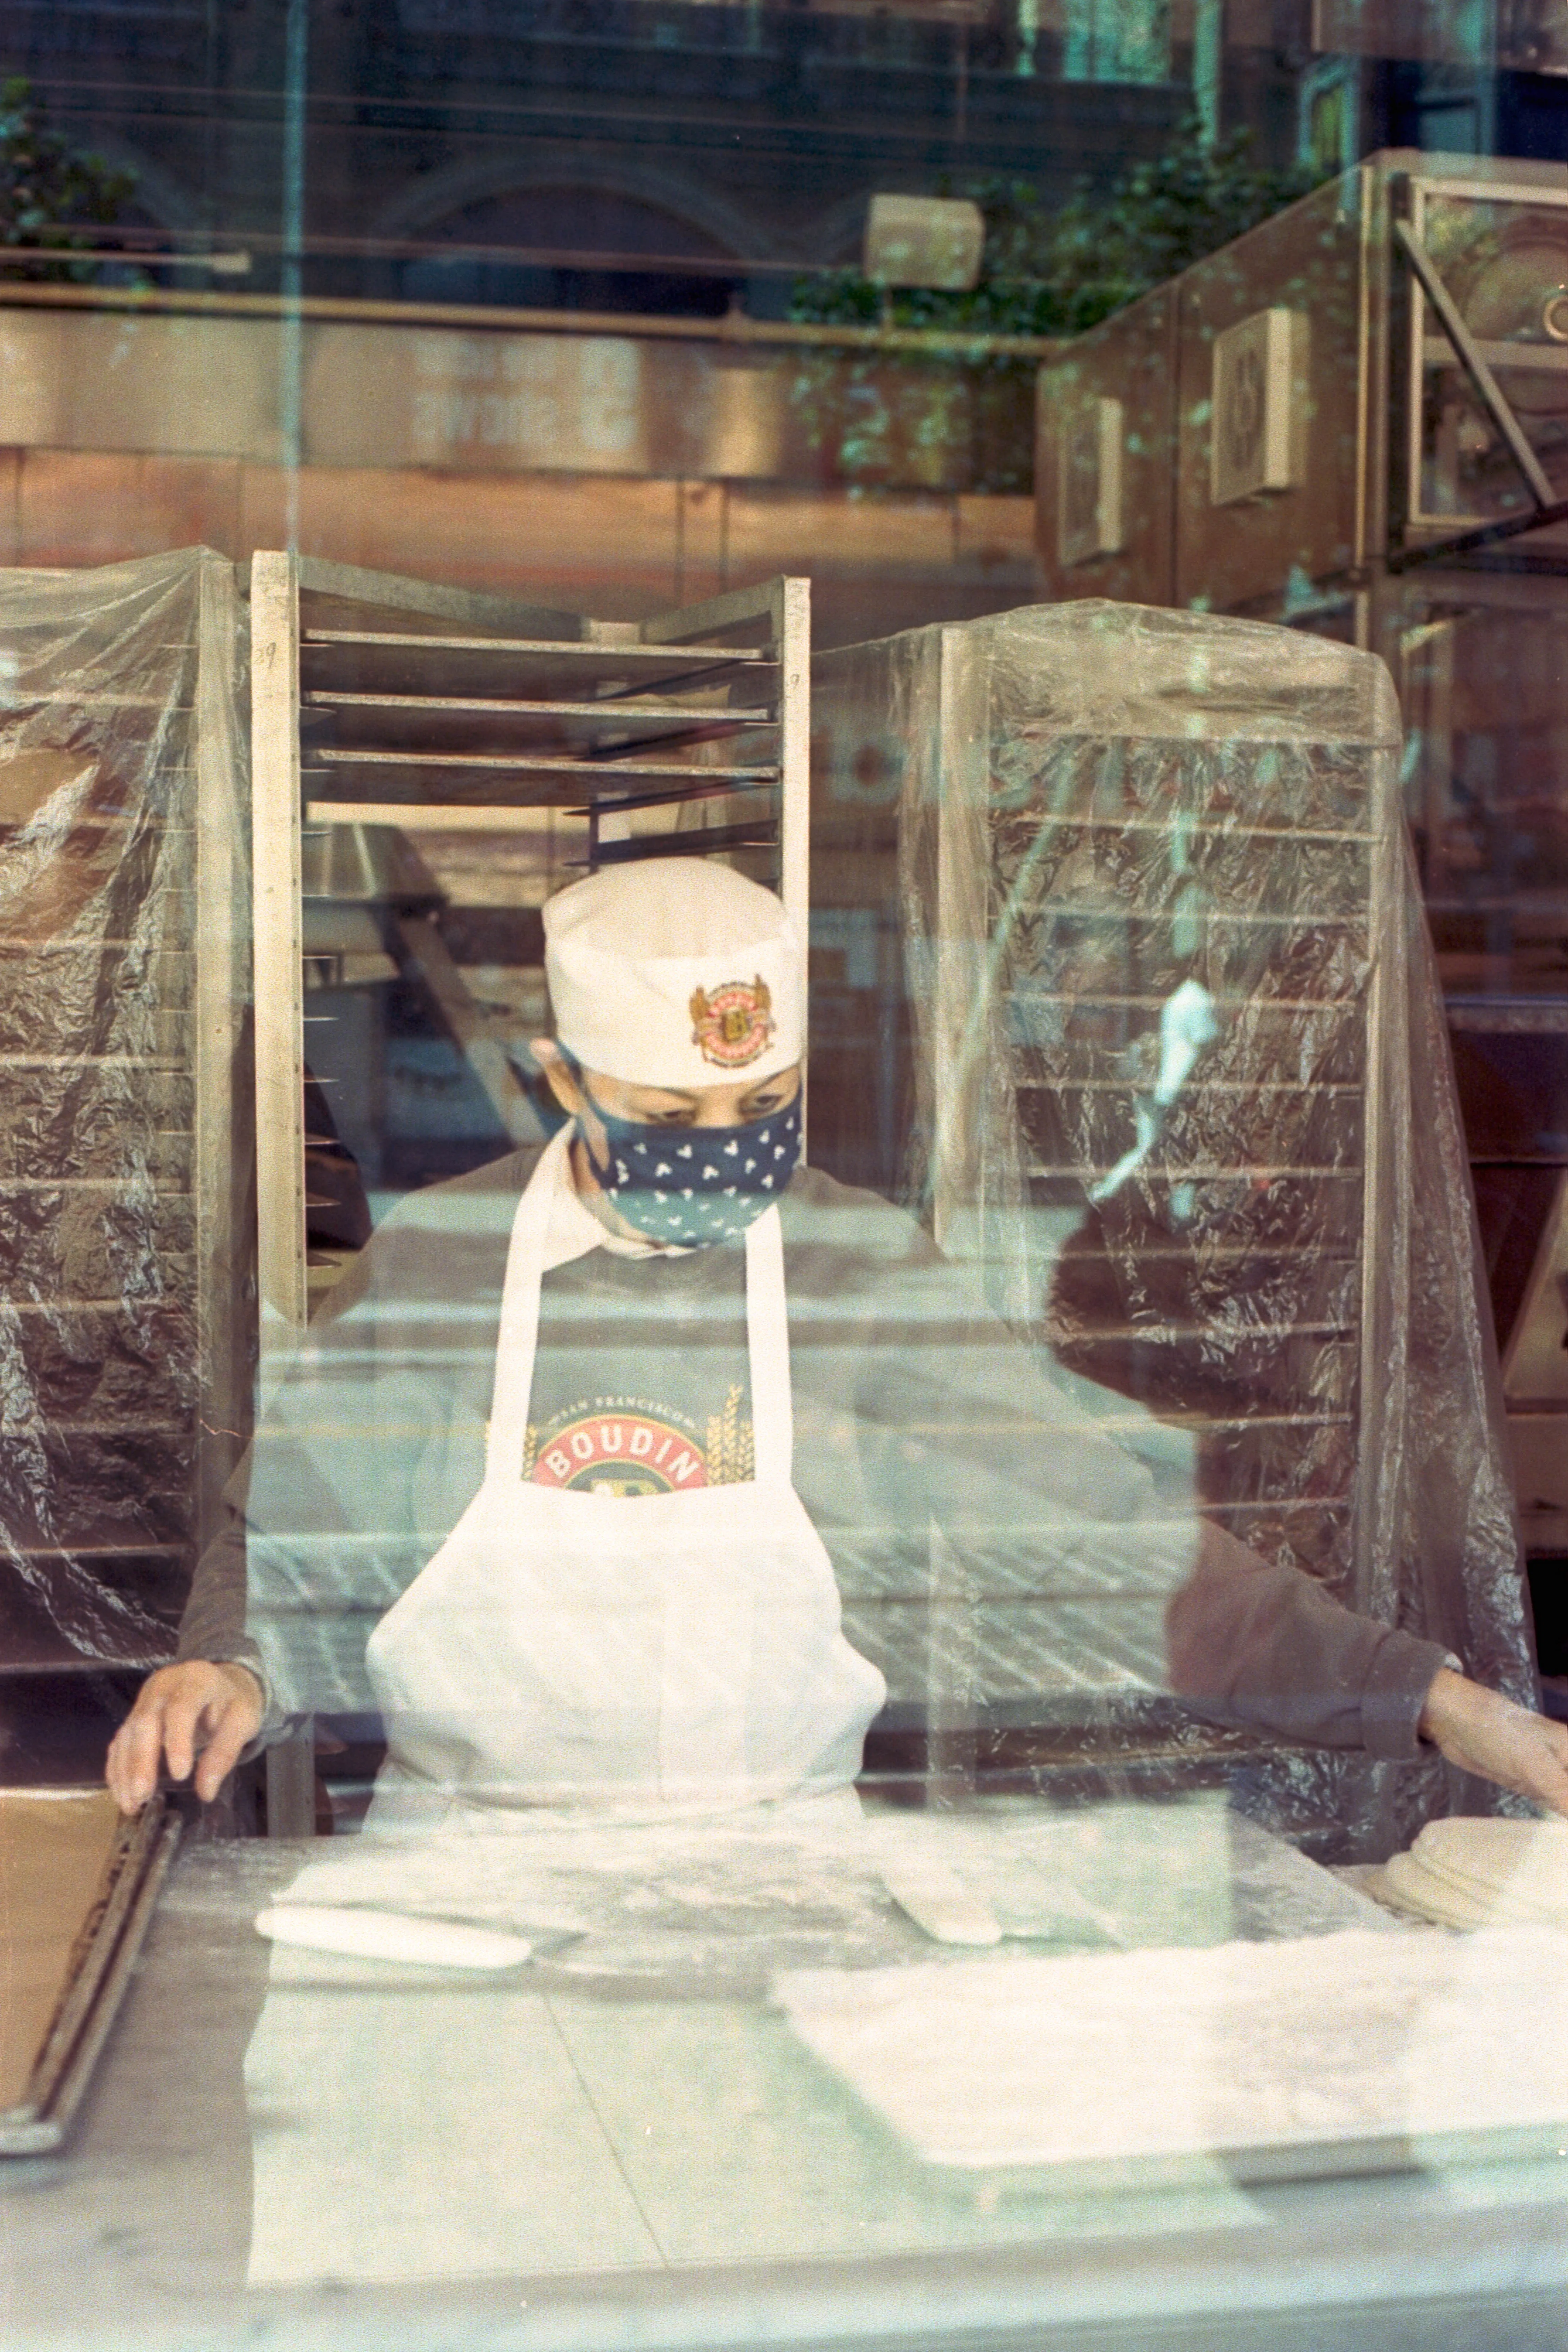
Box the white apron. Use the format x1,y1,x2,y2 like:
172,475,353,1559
362,1126,886,1825
245,1134,887,2284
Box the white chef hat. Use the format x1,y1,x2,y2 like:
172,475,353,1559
543,858,803,1089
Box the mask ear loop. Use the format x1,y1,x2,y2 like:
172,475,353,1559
551,1045,618,1173
556,1046,622,1132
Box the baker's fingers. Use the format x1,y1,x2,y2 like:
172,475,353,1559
1445,1709,1568,1818
107,1684,175,1806
192,1692,259,1804
166,1671,259,1785
106,1665,254,1813
160,1683,211,1786
1421,1677,1568,1811
104,1725,136,1813
1515,1721,1568,1818
106,1689,173,1814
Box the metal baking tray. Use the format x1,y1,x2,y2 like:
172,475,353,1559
0,1789,180,2155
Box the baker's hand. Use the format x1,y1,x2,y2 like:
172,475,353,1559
105,1661,264,1815
1419,1667,1568,1818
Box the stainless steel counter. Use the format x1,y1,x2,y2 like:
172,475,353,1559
7,1808,1568,2352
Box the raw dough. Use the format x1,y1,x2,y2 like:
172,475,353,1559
1378,1820,1568,1931
1381,1852,1494,1930
878,1860,1004,1947
1415,1818,1568,1913
256,1906,532,1971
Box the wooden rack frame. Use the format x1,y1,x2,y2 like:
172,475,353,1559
251,555,810,1333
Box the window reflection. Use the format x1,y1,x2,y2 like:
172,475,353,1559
4,5,1568,2330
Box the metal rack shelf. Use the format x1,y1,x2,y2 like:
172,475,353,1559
303,692,777,733
306,756,783,798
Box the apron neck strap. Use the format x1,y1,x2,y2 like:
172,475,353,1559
744,1205,791,1486
486,1125,569,1468
486,1135,793,1487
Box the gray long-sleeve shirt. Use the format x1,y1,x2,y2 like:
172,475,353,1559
181,1148,1452,1764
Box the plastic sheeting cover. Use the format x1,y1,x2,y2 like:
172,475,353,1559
815,601,1534,1857
0,550,250,1665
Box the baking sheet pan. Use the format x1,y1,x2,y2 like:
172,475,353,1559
0,1788,179,2155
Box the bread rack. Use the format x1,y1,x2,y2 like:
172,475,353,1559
250,555,809,1333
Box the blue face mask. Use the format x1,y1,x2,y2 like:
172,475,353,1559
582,1091,802,1247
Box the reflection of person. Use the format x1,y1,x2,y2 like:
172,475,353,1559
108,861,1568,1821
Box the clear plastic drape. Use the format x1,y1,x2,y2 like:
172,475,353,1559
817,601,1535,1857
0,549,251,1664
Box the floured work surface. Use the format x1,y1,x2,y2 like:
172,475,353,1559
0,1789,179,2152
232,1799,1390,2000
246,1801,1370,2291
775,1926,1568,2192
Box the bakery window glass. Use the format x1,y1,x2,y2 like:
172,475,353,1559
4,10,1568,2350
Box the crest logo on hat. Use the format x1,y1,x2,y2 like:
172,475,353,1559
690,975,774,1069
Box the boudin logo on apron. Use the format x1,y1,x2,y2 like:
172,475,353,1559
362,1125,886,1819
530,1410,709,1494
